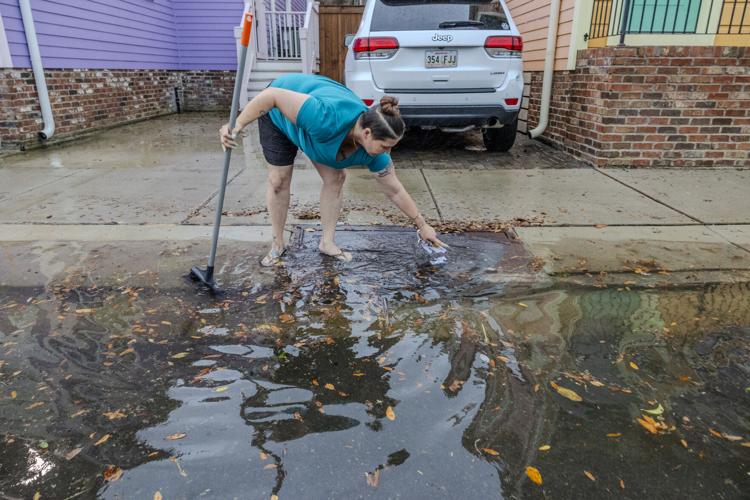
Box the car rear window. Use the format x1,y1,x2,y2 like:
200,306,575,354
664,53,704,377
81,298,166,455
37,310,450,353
371,0,511,31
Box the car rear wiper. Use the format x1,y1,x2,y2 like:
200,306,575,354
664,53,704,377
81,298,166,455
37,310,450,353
438,20,485,29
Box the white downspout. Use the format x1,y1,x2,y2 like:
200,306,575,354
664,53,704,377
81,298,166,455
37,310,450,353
529,0,561,139
19,0,54,140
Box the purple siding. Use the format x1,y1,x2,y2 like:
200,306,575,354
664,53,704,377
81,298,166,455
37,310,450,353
0,0,246,70
174,0,244,70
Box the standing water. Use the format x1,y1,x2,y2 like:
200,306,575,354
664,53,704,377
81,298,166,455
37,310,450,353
0,230,748,499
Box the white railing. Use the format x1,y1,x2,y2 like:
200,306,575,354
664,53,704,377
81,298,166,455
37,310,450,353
300,1,320,74
261,10,306,59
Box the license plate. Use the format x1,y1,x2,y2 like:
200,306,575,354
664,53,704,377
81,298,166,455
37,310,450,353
425,50,457,68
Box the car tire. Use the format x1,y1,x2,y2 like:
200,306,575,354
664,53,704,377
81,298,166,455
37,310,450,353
482,119,518,152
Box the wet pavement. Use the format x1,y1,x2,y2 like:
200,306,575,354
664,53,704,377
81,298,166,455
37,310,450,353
1,229,749,499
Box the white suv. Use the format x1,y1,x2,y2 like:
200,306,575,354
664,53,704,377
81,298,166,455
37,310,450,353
344,0,524,151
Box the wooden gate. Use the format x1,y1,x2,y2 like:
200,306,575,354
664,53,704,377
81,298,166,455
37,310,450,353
318,5,364,82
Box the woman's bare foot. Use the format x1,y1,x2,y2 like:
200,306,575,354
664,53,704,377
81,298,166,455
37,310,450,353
318,242,352,262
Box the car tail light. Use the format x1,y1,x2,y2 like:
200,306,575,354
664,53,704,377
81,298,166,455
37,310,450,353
362,99,374,106
353,37,399,60
504,98,519,106
484,36,522,58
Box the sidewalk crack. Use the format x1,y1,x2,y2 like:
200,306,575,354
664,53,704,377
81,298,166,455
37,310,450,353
181,167,246,225
592,167,704,224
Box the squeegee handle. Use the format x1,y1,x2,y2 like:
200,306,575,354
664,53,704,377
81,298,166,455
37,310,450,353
207,12,254,269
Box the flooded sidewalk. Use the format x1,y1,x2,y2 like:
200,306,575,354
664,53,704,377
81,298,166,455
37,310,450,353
1,229,748,499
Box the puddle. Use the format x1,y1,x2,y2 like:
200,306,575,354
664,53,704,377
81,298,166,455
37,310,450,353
0,230,748,498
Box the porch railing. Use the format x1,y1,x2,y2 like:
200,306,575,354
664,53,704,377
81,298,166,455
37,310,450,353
587,0,750,43
300,1,320,73
261,10,306,59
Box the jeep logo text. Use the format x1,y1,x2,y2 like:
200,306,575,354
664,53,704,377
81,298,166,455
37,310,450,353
432,34,453,43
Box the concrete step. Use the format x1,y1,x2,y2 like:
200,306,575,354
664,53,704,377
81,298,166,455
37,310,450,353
254,60,303,72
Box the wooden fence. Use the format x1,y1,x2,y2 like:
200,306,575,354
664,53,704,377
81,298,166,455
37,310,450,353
318,5,365,82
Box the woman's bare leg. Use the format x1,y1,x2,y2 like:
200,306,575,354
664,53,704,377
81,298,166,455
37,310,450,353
313,162,349,259
265,164,294,259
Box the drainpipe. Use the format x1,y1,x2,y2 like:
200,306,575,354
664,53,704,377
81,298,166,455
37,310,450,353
19,0,54,140
529,0,561,139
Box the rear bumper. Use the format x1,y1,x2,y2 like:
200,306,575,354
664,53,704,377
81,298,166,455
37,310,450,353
399,105,518,128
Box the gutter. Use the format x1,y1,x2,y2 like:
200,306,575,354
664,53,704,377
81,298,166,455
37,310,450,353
19,0,54,140
529,0,560,139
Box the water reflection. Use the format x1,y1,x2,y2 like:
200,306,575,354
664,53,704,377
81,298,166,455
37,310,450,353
1,251,748,498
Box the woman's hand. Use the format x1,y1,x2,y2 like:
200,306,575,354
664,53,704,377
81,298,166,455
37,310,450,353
219,123,242,151
418,223,448,248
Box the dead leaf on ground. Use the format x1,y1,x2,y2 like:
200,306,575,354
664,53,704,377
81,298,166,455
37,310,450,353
279,314,295,323
154,492,163,500
94,434,111,446
482,448,500,456
538,445,551,451
65,447,82,460
215,386,228,393
171,352,189,359
550,381,583,402
75,308,95,314
385,406,396,421
366,468,381,487
629,361,639,370
606,433,622,438
103,410,126,420
324,383,335,391
254,324,282,334
166,433,187,441
25,402,44,410
637,418,658,434
525,466,542,486
10,391,17,399
583,470,596,482
103,465,123,482
263,463,277,470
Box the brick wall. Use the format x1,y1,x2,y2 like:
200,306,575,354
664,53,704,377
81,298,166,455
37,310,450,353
524,46,750,167
0,69,234,152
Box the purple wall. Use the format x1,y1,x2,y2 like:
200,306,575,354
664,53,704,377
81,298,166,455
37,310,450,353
174,0,243,70
0,0,246,70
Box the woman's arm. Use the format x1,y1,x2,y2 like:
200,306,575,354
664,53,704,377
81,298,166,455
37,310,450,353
220,87,310,149
373,165,447,247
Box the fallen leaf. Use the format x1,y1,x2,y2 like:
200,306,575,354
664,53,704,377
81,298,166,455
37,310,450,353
606,433,622,438
103,465,123,482
34,493,41,500
259,451,269,460
550,381,582,402
583,470,596,482
366,468,381,487
160,321,172,326
154,492,163,500
637,418,658,434
708,428,723,438
629,361,639,370
254,323,282,334
482,448,500,456
71,409,87,418
741,442,750,448
643,403,663,416
271,495,279,500
324,383,335,391
103,410,126,420
722,433,743,442
94,434,111,446
263,463,277,470
385,406,396,421
594,224,607,229
352,371,365,377
680,439,688,448
119,348,135,356
279,314,295,323
538,445,551,451
589,380,605,387
215,386,228,393
25,402,44,410
65,447,82,460
39,441,49,449
525,466,542,486
166,433,187,441
75,308,95,314
619,479,625,489
10,391,16,399
171,352,189,359
517,302,528,308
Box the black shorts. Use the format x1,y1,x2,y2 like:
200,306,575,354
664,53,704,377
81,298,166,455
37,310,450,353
258,113,298,166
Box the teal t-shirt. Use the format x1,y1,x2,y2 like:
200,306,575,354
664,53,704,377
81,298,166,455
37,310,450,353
268,74,392,172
